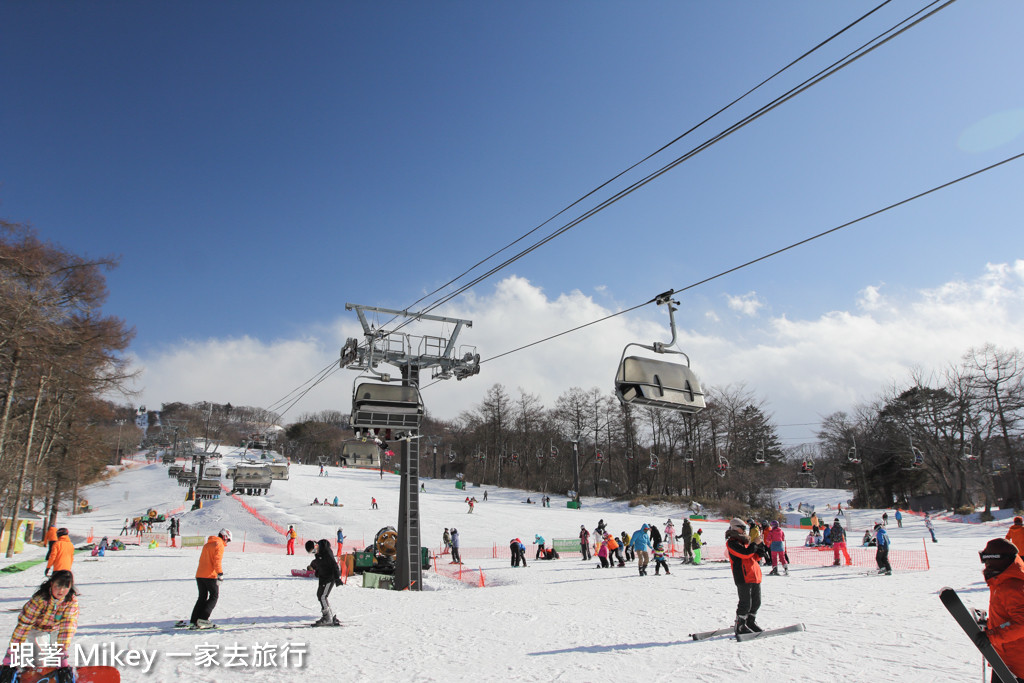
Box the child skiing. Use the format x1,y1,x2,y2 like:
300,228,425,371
305,539,342,626
652,543,671,575
0,571,79,683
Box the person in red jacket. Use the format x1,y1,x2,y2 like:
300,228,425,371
979,538,1024,681
285,525,297,555
188,529,231,629
1005,517,1024,554
726,518,764,637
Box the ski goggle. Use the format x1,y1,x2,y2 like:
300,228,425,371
979,551,1016,563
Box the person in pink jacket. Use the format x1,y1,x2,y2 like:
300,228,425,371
765,520,788,576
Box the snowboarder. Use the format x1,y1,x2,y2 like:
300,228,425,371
120,518,129,535
371,497,378,509
882,512,889,527
678,518,694,564
894,508,903,528
333,496,339,507
189,528,230,629
874,521,892,575
1006,516,1024,553
765,521,788,575
45,528,74,577
977,537,1024,680
925,513,937,543
692,528,705,565
578,525,591,560
286,525,297,555
0,570,79,683
305,539,342,626
483,490,488,501
336,528,345,557
169,517,179,548
726,518,764,636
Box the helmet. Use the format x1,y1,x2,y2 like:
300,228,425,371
770,520,779,529
219,528,232,542
305,540,316,553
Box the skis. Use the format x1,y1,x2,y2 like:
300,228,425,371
939,587,1019,683
690,623,806,642
736,623,806,641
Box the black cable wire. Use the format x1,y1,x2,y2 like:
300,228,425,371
378,0,899,334
396,0,955,330
419,151,1021,391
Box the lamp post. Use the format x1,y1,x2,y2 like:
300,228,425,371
114,419,126,465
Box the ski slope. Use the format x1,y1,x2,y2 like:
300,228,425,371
1,447,1018,682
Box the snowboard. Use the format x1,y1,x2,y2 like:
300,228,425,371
939,587,1020,683
291,569,315,578
15,667,120,683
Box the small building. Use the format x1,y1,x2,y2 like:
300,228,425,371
1,510,44,554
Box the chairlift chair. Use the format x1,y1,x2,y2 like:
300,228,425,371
961,442,978,462
648,452,659,471
715,454,729,478
847,444,861,465
753,441,767,466
350,380,424,431
682,449,694,464
902,436,925,470
614,293,706,415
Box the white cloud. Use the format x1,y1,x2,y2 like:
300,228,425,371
725,291,764,316
128,262,1024,445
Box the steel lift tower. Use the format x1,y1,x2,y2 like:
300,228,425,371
340,304,480,591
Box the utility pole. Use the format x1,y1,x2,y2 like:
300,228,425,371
341,304,480,591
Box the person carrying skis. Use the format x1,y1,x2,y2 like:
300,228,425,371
45,529,74,577
976,537,1024,680
189,528,230,629
1006,516,1024,553
874,521,892,575
831,519,852,566
726,518,764,636
305,539,342,626
1,570,79,683
285,525,298,555
765,521,788,576
578,525,591,560
678,518,693,564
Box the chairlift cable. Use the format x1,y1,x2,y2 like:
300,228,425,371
382,1,945,337
419,150,1023,393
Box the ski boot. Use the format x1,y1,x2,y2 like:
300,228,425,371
783,566,789,575
332,616,341,626
745,614,763,633
55,666,75,683
734,616,754,637
767,568,779,576
191,619,217,630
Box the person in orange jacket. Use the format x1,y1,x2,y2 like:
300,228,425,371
188,528,231,629
1005,516,1024,554
286,525,297,555
45,529,74,577
978,538,1024,680
43,525,58,561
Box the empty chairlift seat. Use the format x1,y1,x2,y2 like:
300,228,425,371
615,356,706,414
351,382,424,430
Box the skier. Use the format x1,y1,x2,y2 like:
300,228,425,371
336,528,345,557
606,533,624,567
620,531,635,562
449,528,461,564
874,521,892,575
596,536,610,568
305,539,342,626
1006,516,1024,553
726,518,764,636
578,525,591,560
831,519,852,566
652,543,671,575
678,518,694,564
596,519,607,537
0,570,79,683
285,525,297,555
894,508,903,528
189,528,231,629
442,528,452,555
169,517,179,548
765,521,788,576
977,537,1024,680
483,490,488,501
664,519,676,552
925,514,937,543
45,528,74,577
882,512,889,527
510,538,521,567
629,524,653,576
120,518,129,535
534,535,546,560
692,528,705,565
371,497,378,509
648,523,663,551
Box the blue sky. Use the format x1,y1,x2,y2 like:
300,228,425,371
2,2,1022,446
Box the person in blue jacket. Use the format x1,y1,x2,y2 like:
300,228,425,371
534,535,545,560
629,524,653,576
874,521,892,575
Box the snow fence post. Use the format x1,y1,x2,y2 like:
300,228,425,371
922,537,929,570
478,567,485,587
242,531,247,553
